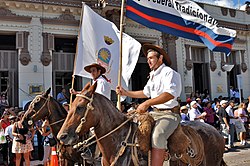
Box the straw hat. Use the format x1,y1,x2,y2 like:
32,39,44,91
220,100,228,105
84,63,106,74
142,44,172,66
190,101,197,107
180,106,188,111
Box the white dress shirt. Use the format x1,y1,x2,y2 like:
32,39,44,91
189,108,204,122
143,64,182,109
225,105,236,124
93,75,111,100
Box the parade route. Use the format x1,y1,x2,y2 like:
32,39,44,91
224,141,250,166
20,139,250,166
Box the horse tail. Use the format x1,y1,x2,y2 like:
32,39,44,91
220,158,227,166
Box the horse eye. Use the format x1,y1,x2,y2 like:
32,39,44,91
77,103,85,108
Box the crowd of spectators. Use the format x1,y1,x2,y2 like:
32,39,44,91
0,90,58,166
179,90,250,152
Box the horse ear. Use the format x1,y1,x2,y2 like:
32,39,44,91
44,88,51,97
88,82,97,95
80,82,91,93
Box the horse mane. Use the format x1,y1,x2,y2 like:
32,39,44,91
50,97,68,117
89,92,127,126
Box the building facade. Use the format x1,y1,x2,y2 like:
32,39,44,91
0,0,249,107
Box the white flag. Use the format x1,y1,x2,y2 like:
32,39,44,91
74,5,141,90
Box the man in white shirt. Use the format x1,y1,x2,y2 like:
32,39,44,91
189,101,206,122
71,63,111,100
116,44,181,166
225,100,236,148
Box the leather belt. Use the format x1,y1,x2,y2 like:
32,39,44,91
153,106,180,114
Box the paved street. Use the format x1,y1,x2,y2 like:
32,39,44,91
224,142,250,166
28,140,250,166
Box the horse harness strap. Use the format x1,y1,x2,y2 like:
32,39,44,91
76,94,94,124
28,95,50,126
110,124,133,166
49,118,65,126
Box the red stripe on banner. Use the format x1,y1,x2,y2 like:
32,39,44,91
127,6,232,49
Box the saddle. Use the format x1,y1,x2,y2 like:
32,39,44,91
136,113,204,166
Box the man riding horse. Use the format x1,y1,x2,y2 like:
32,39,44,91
71,63,111,99
116,44,182,166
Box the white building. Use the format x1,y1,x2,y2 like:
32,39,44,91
0,0,249,107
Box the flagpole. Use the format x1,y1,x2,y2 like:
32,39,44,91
117,0,126,111
70,2,85,109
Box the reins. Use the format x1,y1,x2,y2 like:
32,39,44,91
74,113,136,149
28,95,65,127
74,93,139,166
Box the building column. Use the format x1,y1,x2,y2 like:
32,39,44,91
162,33,178,71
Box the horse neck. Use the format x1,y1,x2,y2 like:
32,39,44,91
33,99,67,138
92,95,132,163
48,99,68,136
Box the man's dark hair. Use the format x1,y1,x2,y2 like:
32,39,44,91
146,49,169,65
147,49,160,58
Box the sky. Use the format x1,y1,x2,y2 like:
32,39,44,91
196,0,247,8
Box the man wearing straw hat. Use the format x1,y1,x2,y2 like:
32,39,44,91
71,63,111,99
116,44,182,166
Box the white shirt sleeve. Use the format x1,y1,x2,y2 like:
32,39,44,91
143,79,151,98
161,70,180,98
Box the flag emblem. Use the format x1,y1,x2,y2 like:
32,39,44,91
104,36,114,45
97,48,112,73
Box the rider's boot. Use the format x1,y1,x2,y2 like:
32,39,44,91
151,148,165,166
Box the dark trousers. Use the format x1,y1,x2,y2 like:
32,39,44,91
7,141,15,166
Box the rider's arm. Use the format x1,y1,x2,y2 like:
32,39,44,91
143,92,174,107
124,90,148,98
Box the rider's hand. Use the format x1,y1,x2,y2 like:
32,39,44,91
116,86,126,96
136,102,149,114
70,88,76,94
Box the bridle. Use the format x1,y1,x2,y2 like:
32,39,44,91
27,95,65,127
75,94,94,126
75,93,138,166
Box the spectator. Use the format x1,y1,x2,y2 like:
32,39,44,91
247,96,250,113
204,102,215,126
196,98,203,113
236,102,248,145
189,101,206,122
12,111,34,166
0,94,9,109
4,115,16,165
180,106,189,122
57,88,68,104
0,110,11,164
234,89,240,104
218,100,230,151
225,100,237,148
37,119,53,166
190,92,196,101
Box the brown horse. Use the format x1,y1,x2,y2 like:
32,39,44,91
58,83,226,166
21,88,83,166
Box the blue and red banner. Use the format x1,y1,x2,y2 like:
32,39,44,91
126,0,236,55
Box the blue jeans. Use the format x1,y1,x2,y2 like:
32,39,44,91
228,123,235,146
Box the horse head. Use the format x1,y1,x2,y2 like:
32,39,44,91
22,88,53,129
57,82,98,145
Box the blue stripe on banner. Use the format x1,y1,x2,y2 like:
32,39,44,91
126,0,234,54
